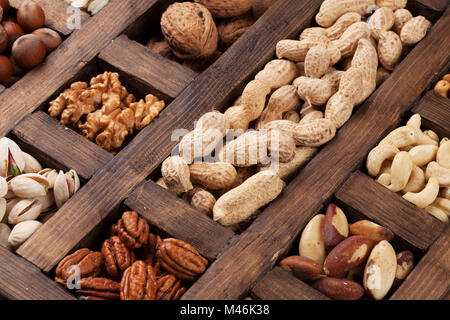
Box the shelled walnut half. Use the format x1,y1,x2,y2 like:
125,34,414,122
48,72,165,151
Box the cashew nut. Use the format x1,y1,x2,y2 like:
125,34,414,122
405,114,438,146
367,145,399,176
437,138,450,169
431,197,450,215
388,151,413,192
379,126,417,148
424,130,439,143
425,162,450,187
424,205,449,223
377,173,391,186
409,145,438,167
403,177,439,208
402,165,425,194
406,114,421,129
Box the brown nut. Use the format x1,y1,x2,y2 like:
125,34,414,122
323,236,375,277
434,80,449,98
311,277,364,300
136,233,163,268
157,238,208,281
161,2,218,60
218,14,256,47
156,274,187,300
395,250,414,281
279,255,323,281
120,261,157,300
76,277,120,300
101,236,135,279
111,211,149,249
323,203,349,251
349,220,394,242
55,248,103,285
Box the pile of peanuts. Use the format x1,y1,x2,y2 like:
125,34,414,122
434,74,450,98
155,0,432,232
366,114,450,223
279,204,414,300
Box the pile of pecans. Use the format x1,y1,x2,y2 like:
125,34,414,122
55,211,209,300
279,204,415,300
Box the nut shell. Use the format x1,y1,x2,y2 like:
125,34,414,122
161,2,218,60
195,0,253,18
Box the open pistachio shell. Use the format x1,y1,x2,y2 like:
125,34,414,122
39,168,58,189
0,198,6,223
34,191,56,212
0,223,12,250
8,199,42,225
8,220,42,247
0,137,25,177
54,170,69,208
9,174,49,198
0,176,7,197
65,170,80,196
23,153,43,173
4,198,20,223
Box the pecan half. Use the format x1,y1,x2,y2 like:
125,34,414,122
102,236,135,279
76,277,120,300
112,211,149,249
156,274,187,300
136,233,162,267
55,248,103,285
120,260,157,300
157,238,208,281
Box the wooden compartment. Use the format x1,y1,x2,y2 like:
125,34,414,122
0,0,448,300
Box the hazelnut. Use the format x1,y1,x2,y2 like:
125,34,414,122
32,28,61,53
17,1,45,32
12,34,46,69
2,21,24,45
161,2,218,60
0,55,13,81
0,24,7,53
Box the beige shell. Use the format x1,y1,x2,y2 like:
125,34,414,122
8,199,42,225
161,156,194,195
195,0,253,18
220,131,269,167
376,0,407,10
377,31,402,70
305,45,331,78
0,176,7,198
315,0,375,27
0,223,12,249
299,27,328,41
326,12,362,40
368,7,395,40
325,92,355,129
22,152,43,174
257,85,300,128
283,110,301,123
8,220,42,248
293,118,337,147
393,8,412,34
321,69,344,94
191,189,216,216
0,198,5,223
213,170,284,226
161,2,218,59
218,14,256,47
400,16,431,46
0,137,25,177
332,22,371,58
39,168,58,189
276,37,329,62
34,192,56,212
65,169,80,196
351,38,378,104
189,162,237,190
54,170,70,208
296,77,333,105
9,174,49,198
254,59,298,90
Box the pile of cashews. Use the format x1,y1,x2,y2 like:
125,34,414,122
366,114,450,223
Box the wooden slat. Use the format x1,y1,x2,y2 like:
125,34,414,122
251,267,329,300
0,246,75,300
99,35,197,100
16,0,325,273
391,227,449,300
413,90,450,138
0,0,160,136
182,8,450,300
9,0,91,35
12,111,113,181
124,181,235,260
335,171,446,250
416,0,449,12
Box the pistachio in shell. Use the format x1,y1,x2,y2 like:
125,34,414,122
8,199,42,225
54,170,69,208
0,176,7,197
0,198,6,223
39,168,58,189
8,220,42,247
0,137,25,177
9,174,49,198
22,152,43,173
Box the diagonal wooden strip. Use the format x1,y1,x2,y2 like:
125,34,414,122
17,0,325,273
335,171,445,251
124,180,235,261
391,227,449,300
0,0,160,136
181,8,450,300
0,246,75,300
412,90,450,138
12,111,113,181
251,267,329,300
99,35,197,100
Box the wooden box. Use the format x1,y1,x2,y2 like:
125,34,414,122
0,0,448,300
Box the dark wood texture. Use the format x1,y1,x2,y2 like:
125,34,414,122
16,0,325,273
9,0,91,35
413,90,450,138
182,8,450,300
335,171,446,250
124,180,235,260
0,0,160,136
12,111,113,181
251,267,329,300
0,246,75,300
99,35,197,100
391,227,449,300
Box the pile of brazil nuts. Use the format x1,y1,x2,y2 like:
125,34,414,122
366,114,450,223
155,0,432,232
279,203,415,300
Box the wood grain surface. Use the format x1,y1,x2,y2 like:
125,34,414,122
413,90,450,138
